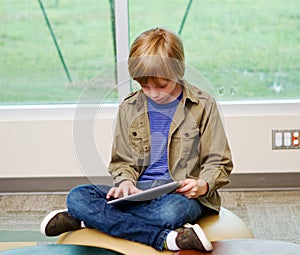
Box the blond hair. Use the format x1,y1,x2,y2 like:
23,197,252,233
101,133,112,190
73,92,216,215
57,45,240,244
128,27,185,85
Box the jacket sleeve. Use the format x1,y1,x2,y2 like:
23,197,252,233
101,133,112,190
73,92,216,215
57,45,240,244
108,105,140,186
198,97,233,197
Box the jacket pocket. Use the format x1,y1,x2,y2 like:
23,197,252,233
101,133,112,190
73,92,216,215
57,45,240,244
180,128,200,154
172,128,200,167
128,128,150,169
128,129,144,154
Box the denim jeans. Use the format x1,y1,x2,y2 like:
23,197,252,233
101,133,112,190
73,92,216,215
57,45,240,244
66,180,205,251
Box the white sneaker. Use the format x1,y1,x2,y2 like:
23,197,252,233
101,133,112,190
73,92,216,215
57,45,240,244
40,209,81,236
175,223,213,251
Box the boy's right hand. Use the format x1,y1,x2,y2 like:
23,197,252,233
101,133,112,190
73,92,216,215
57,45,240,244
106,180,141,200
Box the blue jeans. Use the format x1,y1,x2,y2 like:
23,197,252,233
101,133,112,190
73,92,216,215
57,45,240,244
66,181,205,251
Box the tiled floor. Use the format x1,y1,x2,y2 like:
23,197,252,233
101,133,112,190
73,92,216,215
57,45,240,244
0,190,299,244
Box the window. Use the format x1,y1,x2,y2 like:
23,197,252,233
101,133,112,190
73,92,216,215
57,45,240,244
1,0,299,105
129,0,300,101
1,0,116,104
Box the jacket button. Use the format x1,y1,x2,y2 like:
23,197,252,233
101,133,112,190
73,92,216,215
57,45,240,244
132,132,137,136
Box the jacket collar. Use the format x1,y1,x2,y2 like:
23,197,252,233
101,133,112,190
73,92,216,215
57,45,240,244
126,79,199,108
181,80,199,104
126,89,147,112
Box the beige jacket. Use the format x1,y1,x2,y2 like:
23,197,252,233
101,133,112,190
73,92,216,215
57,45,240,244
109,80,233,212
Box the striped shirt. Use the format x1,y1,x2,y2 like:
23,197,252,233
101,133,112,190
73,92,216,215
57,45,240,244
138,92,183,181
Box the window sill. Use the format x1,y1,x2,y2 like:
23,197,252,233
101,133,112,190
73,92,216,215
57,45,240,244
0,99,299,121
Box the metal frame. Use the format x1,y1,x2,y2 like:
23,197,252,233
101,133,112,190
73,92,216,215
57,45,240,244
114,0,131,103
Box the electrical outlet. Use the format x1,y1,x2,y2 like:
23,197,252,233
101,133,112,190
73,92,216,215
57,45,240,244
272,129,300,150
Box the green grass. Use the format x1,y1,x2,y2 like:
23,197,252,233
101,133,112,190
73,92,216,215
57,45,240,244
0,0,300,104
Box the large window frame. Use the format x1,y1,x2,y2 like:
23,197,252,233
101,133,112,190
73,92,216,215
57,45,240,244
1,0,299,120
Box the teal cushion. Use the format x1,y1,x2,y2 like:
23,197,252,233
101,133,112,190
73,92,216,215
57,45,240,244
1,244,123,255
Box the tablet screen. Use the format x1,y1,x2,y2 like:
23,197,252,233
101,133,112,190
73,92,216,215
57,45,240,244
107,181,180,206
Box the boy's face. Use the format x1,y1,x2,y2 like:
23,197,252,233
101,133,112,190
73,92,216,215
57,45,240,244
140,77,182,104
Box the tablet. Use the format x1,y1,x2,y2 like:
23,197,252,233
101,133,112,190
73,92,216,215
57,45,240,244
107,181,180,206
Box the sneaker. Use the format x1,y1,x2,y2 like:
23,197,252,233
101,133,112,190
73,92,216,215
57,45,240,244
40,209,82,236
175,223,213,251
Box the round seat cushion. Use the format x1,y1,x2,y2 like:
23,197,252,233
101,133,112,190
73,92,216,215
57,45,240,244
198,207,254,241
57,207,254,255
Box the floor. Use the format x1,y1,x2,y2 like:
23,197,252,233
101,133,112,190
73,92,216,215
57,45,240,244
0,190,299,245
220,190,300,244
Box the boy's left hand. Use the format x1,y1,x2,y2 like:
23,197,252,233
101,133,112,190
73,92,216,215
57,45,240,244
176,178,208,199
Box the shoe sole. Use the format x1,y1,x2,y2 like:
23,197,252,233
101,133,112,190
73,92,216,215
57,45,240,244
184,223,213,251
40,209,68,236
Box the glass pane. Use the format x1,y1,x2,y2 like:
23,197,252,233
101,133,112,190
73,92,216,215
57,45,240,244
129,0,300,101
0,0,117,104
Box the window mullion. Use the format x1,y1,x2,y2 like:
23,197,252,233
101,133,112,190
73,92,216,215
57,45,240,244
114,0,131,103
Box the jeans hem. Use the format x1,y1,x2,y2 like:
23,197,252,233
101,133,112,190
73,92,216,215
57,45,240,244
155,229,171,251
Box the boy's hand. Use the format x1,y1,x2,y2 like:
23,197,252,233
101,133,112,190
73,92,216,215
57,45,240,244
176,178,208,199
106,180,141,200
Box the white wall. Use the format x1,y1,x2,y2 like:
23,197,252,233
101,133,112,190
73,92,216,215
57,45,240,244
0,102,299,178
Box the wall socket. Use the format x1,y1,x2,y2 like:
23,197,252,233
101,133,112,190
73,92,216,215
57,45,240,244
272,129,300,150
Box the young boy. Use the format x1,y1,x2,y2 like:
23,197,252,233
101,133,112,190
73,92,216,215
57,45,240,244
40,27,233,252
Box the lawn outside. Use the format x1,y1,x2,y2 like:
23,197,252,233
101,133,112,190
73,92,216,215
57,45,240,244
1,0,299,104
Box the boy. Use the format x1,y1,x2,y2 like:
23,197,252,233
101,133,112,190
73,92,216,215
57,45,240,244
40,27,233,252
